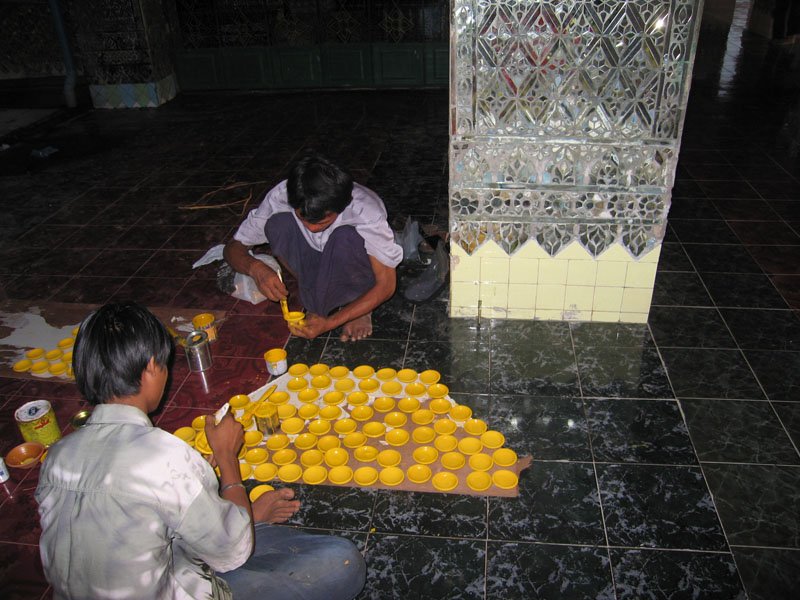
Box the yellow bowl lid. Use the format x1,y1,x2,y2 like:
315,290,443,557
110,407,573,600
173,426,196,442
268,391,290,405
375,367,397,381
191,415,207,430
328,465,353,485
492,469,519,490
294,432,318,450
396,368,417,382
379,466,404,486
249,484,275,502
358,378,379,393
384,411,407,428
377,449,402,467
298,388,320,403
412,426,436,444
323,390,345,405
302,465,328,485
300,449,324,467
493,448,518,467
317,434,341,452
411,409,434,425
288,363,309,377
429,398,452,414
427,383,450,399
434,434,458,452
311,375,332,389
464,418,488,436
25,348,45,360
481,430,506,449
342,431,367,448
347,391,369,406
352,365,375,379
229,394,250,409
373,396,396,413
287,377,307,391
466,470,492,492
278,463,303,482
405,382,426,397
432,471,459,492
244,430,264,446
324,447,350,467
353,466,379,486
457,437,483,455
449,404,472,421
385,428,410,446
441,451,466,470
469,452,494,471
308,363,329,377
407,463,432,484
272,448,297,465
380,380,402,395
253,462,277,482
266,434,290,451
13,358,32,372
362,421,386,438
334,418,358,435
329,365,350,379
319,405,342,421
308,419,331,435
334,378,355,392
239,463,253,480
354,445,379,462
280,417,305,435
245,447,268,465
298,404,320,420
412,445,439,464
419,369,441,385
277,404,297,419
350,405,374,421
397,397,421,413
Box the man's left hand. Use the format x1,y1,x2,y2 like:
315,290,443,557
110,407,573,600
288,313,330,339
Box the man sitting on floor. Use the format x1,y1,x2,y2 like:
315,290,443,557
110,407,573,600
224,152,402,341
35,301,366,599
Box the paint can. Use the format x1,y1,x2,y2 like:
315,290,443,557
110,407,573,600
263,348,288,376
15,400,62,447
0,457,9,483
185,330,213,372
255,403,279,435
191,313,217,342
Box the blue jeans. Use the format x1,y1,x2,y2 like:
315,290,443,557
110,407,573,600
219,524,366,600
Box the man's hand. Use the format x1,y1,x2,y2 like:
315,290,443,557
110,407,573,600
250,261,288,302
288,313,332,339
252,488,301,523
204,413,244,462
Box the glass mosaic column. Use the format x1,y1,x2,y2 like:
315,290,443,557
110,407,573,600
449,0,704,322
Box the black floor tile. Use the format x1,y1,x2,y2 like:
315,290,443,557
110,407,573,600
703,464,800,548
669,219,740,244
402,340,491,395
660,348,765,399
771,402,800,450
319,339,409,371
743,350,800,401
284,484,376,532
681,399,800,464
490,343,580,397
371,490,487,538
719,308,800,351
682,243,763,274
575,345,672,399
652,272,714,306
700,273,790,308
648,306,736,348
597,464,727,550
731,547,800,600
585,398,696,464
569,322,653,347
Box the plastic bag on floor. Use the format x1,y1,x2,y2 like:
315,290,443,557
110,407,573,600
194,244,281,305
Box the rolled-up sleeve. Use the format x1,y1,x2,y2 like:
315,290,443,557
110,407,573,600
233,181,291,247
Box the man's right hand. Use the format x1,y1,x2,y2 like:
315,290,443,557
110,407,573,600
250,262,288,302
204,413,244,461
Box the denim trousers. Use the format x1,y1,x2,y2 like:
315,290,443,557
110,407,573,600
219,524,366,600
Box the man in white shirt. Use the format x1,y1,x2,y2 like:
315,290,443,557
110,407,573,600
36,301,366,599
224,152,402,341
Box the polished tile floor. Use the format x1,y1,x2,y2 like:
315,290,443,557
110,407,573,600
2,8,800,600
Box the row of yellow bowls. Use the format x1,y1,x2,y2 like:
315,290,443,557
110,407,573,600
13,334,77,378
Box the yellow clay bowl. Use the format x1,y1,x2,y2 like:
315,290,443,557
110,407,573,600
362,421,386,438
493,448,518,467
353,466,379,486
433,418,458,435
463,418,488,436
441,451,466,470
308,419,331,435
434,434,458,452
288,363,309,377
317,435,341,452
457,437,483,455
272,448,297,466
343,431,368,448
311,375,332,390
379,466,404,486
287,377,307,391
173,426,196,442
319,405,342,421
432,471,458,492
297,388,320,403
469,452,494,472
294,432,318,450
396,368,417,383
352,365,375,379
347,391,369,406
328,465,353,485
302,465,328,485
324,447,349,467
412,426,436,444
481,430,506,449
277,404,297,419
244,447,268,465
385,429,410,447
244,430,263,446
229,394,250,410
466,471,492,492
278,463,303,483
449,404,472,422
194,434,211,454
254,463,278,481
354,445,379,462
239,463,253,480
377,449,402,468
334,418,358,435
328,365,350,379
427,383,450,399
12,359,32,373
281,417,305,435
407,464,432,484
429,398,452,414
297,404,320,420
373,396,396,413
380,380,402,395
334,378,355,392
384,411,407,428
375,367,397,381
492,469,519,490
249,484,275,502
266,434,290,451
397,397,421,413
411,409,434,425
323,391,345,405
405,382,426,397
350,405,374,421
300,449,324,467
191,415,207,430
358,378,379,393
269,391,290,405
419,369,441,385
412,445,439,465
308,363,329,377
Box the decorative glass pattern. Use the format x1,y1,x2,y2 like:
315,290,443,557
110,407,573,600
450,0,703,258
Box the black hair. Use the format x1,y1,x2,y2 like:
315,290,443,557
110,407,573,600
286,152,354,222
73,302,173,406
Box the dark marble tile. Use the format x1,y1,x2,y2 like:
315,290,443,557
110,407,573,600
402,341,491,394
770,274,800,309
652,272,714,306
0,486,41,545
697,180,760,199
490,319,571,348
586,399,696,464
611,549,745,600
648,306,735,348
365,293,414,341
212,315,288,359
569,322,652,347
169,357,269,410
703,464,800,547
669,219,739,244
282,335,329,366
671,179,706,198
170,277,239,310
284,484,376,532
409,301,489,345
666,198,723,219
2,275,71,301
59,225,129,249
743,350,800,401
682,399,799,464
371,489,487,538
0,247,46,275
320,339,407,372
359,534,484,600
681,243,763,274
747,245,800,275
767,199,800,220
28,248,101,277
683,164,742,181
597,464,727,550
711,198,781,220
729,220,800,245
749,178,800,200
487,395,591,461
114,225,180,250
490,343,580,397
15,378,83,401
109,276,180,306
19,224,83,248
576,345,672,399
701,273,789,308
657,242,694,272
0,541,49,600
772,402,800,450
53,276,126,304
732,547,800,600
82,248,155,277
486,542,614,600
142,249,202,277
660,348,765,399
719,308,800,351
488,462,604,545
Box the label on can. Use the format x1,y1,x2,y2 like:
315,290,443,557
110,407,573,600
15,400,62,447
0,457,9,483
184,330,213,372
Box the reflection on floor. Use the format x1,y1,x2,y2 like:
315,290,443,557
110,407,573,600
2,14,800,600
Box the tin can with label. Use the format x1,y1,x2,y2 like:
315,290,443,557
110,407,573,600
185,330,213,372
0,457,10,483
191,313,217,342
15,400,62,447
255,403,279,435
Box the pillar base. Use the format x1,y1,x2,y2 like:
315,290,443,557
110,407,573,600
89,73,178,109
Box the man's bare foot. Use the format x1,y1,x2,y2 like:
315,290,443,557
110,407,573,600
340,313,372,342
252,487,301,523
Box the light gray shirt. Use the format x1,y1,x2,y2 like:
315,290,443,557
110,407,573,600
35,404,252,600
233,180,403,268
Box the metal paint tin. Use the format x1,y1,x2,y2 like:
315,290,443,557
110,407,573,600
255,403,279,435
191,313,217,342
184,330,213,372
15,400,62,447
0,457,9,482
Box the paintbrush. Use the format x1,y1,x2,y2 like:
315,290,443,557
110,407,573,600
276,270,290,319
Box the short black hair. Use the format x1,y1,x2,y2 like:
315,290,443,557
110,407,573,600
287,152,354,222
73,302,173,406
